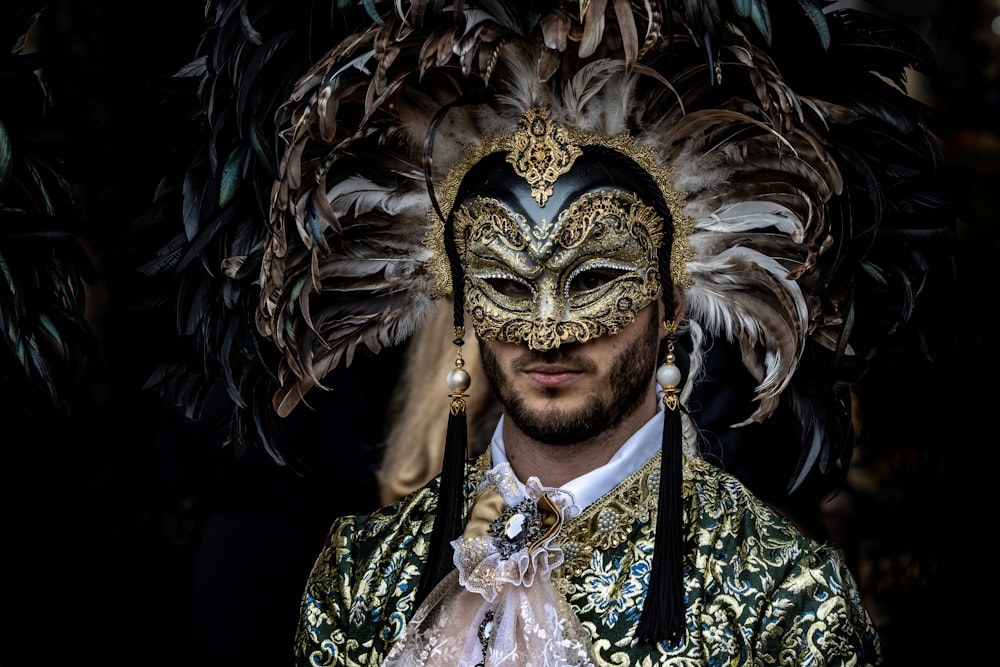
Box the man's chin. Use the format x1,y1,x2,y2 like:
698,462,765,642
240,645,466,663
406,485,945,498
506,402,604,446
516,423,590,446
510,395,586,421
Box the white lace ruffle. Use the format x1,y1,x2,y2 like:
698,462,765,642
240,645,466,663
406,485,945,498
382,463,595,667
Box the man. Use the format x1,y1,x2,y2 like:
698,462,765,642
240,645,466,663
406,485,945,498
290,109,881,664
249,2,949,665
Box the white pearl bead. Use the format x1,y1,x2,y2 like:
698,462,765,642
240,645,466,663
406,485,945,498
656,363,681,388
447,369,471,392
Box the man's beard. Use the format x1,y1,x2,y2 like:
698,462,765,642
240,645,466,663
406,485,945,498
479,314,660,446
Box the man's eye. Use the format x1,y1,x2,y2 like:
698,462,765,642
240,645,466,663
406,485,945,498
567,268,625,294
485,277,533,299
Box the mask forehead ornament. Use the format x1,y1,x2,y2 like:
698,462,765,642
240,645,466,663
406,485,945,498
506,107,582,208
426,107,693,350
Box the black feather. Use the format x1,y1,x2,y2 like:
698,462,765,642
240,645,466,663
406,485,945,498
134,0,358,466
0,2,104,421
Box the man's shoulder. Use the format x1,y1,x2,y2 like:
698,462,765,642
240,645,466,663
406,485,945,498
686,455,757,501
686,460,858,581
686,458,819,544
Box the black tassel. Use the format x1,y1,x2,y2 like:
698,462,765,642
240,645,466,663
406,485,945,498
415,163,472,606
635,404,685,644
416,393,469,606
416,326,470,605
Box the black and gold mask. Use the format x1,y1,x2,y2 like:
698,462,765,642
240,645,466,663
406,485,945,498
427,107,692,349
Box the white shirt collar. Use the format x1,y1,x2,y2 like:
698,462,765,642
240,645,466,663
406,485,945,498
488,407,663,510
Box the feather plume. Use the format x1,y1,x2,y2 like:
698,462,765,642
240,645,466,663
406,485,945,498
132,0,367,464
134,0,953,495
262,2,947,490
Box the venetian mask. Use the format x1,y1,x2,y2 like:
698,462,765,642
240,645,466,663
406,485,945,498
427,107,691,350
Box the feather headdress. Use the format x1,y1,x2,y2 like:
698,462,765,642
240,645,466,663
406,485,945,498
139,0,951,481
256,0,950,482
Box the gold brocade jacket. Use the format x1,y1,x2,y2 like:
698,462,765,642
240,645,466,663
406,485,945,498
294,452,881,666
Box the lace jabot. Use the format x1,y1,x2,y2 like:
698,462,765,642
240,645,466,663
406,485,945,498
382,462,596,667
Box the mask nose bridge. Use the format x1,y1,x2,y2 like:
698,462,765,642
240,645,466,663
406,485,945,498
532,271,562,323
523,258,567,351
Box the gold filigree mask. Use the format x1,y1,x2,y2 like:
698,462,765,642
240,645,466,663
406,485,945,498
458,189,662,349
426,107,693,350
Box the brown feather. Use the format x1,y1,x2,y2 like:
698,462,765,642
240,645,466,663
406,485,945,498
613,0,639,65
578,0,608,58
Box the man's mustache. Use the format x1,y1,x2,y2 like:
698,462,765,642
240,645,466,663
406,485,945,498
510,346,597,374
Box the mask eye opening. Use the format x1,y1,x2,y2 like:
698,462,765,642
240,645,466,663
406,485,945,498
564,263,633,298
480,274,534,301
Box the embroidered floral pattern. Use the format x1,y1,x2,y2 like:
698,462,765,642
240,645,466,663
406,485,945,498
294,454,882,666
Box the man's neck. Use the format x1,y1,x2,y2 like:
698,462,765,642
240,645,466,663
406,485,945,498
500,393,660,488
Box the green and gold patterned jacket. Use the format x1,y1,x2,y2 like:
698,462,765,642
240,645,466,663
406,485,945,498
295,452,881,666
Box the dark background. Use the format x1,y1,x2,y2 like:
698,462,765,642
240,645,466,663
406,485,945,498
2,1,995,665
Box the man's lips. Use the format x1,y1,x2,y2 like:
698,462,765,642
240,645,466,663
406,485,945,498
521,364,584,387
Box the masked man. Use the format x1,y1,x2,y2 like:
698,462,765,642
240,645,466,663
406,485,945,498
252,2,950,665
